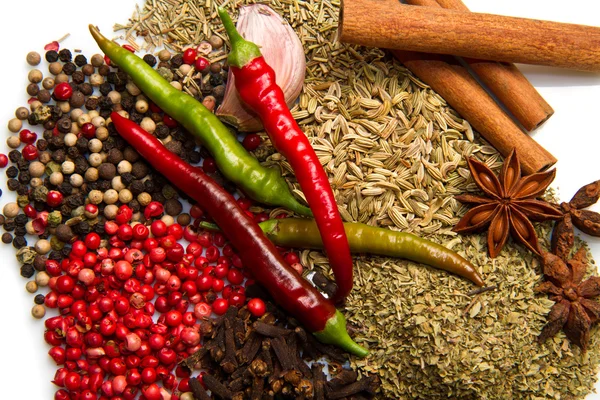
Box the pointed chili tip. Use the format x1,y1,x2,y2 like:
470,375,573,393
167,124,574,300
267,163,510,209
313,310,368,358
217,7,262,68
88,24,105,43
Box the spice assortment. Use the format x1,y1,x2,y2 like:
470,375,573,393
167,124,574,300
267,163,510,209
1,0,600,399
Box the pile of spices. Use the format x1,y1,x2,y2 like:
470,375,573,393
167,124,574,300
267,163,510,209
182,302,379,399
116,0,600,398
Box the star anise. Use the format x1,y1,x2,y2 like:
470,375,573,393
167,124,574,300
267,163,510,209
552,180,600,260
453,150,563,258
536,248,600,351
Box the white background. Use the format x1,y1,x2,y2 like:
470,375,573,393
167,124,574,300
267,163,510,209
0,0,599,397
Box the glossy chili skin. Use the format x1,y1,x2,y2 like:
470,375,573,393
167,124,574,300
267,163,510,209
259,218,485,286
218,11,354,304
88,25,311,217
110,112,367,357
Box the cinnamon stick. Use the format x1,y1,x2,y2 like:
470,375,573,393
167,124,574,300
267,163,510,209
405,0,554,131
392,51,556,174
339,0,600,71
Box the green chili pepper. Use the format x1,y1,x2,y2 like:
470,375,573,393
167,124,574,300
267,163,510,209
89,25,311,217
201,218,485,286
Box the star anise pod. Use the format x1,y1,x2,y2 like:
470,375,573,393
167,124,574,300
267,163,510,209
552,180,600,260
536,248,600,351
453,150,563,258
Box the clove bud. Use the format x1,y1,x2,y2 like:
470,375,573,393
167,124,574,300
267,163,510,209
216,4,305,132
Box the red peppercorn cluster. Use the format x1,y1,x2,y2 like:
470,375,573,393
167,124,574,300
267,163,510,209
41,198,288,399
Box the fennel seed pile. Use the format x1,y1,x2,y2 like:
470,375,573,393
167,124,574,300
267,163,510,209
116,0,600,398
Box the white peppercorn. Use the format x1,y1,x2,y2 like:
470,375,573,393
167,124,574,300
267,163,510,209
88,153,103,167
29,100,42,111
70,123,80,135
135,99,149,114
8,118,22,133
26,51,41,66
88,190,103,204
118,189,133,204
42,77,55,90
29,161,46,178
85,168,99,182
70,174,84,187
56,101,70,113
28,69,43,83
112,176,126,191
61,161,75,174
35,271,50,286
96,127,109,141
64,133,78,147
103,189,119,204
117,160,132,175
26,281,38,294
15,107,30,120
91,54,104,67
71,108,84,122
30,178,43,188
35,239,51,255
88,110,99,120
158,49,171,61
26,221,36,235
4,202,20,218
48,62,62,75
180,393,194,400
55,73,69,83
126,82,141,96
140,117,156,133
7,136,21,149
104,204,119,219
161,215,175,226
49,172,64,186
170,81,183,91
77,113,92,126
91,116,106,128
88,139,103,153
107,91,122,104
137,192,152,206
89,73,104,86
32,305,46,319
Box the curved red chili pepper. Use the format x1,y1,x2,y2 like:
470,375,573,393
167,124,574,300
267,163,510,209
110,112,367,357
218,8,354,304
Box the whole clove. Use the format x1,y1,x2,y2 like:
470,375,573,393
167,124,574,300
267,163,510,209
190,376,212,400
203,374,234,400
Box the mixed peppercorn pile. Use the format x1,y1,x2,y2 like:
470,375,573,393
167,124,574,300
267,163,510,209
1,41,379,399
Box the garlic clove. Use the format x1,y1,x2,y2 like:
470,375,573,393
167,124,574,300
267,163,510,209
216,4,306,132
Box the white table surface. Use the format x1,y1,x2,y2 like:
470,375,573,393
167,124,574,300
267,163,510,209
0,0,599,397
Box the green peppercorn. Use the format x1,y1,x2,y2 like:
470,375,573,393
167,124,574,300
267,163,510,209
48,210,63,228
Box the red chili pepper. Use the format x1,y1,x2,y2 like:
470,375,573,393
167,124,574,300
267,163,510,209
218,8,354,304
110,112,367,357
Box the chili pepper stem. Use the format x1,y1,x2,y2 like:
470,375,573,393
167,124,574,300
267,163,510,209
218,8,262,68
314,310,368,357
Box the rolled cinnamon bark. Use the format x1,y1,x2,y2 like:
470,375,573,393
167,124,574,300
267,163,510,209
392,50,556,174
339,0,600,72
405,0,554,132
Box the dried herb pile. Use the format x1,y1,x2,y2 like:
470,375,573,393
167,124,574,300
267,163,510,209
116,0,600,398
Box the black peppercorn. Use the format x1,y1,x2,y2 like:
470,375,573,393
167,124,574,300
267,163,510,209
129,199,141,213
14,226,27,236
189,150,201,164
77,221,91,235
13,236,27,249
45,50,59,62
85,97,100,111
121,173,135,185
16,186,28,196
107,148,123,164
99,109,111,120
94,222,105,235
69,91,86,108
72,70,85,84
62,62,76,75
34,255,47,271
97,180,111,191
43,129,54,141
58,183,73,195
20,264,35,278
18,171,31,184
17,159,29,171
4,219,15,232
98,163,117,180
0,215,4,226
44,120,56,130
34,201,46,212
7,179,20,191
152,192,166,203
36,139,48,151
15,214,28,226
144,179,155,193
34,294,45,305
9,150,22,163
27,83,40,96
170,53,184,68
52,149,67,164
143,54,157,66
74,157,89,174
2,233,12,243
79,83,93,96
56,117,72,134
164,199,183,216
82,64,94,76
6,166,18,179
131,162,149,179
165,140,183,156
58,49,72,62
60,205,72,218
49,136,65,150
74,54,87,67
76,137,89,153
171,128,187,142
48,250,62,261
38,90,52,103
120,96,135,111
123,147,140,163
154,124,170,139
99,82,112,96
61,247,70,258
98,64,110,76
130,180,145,196
67,147,80,159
